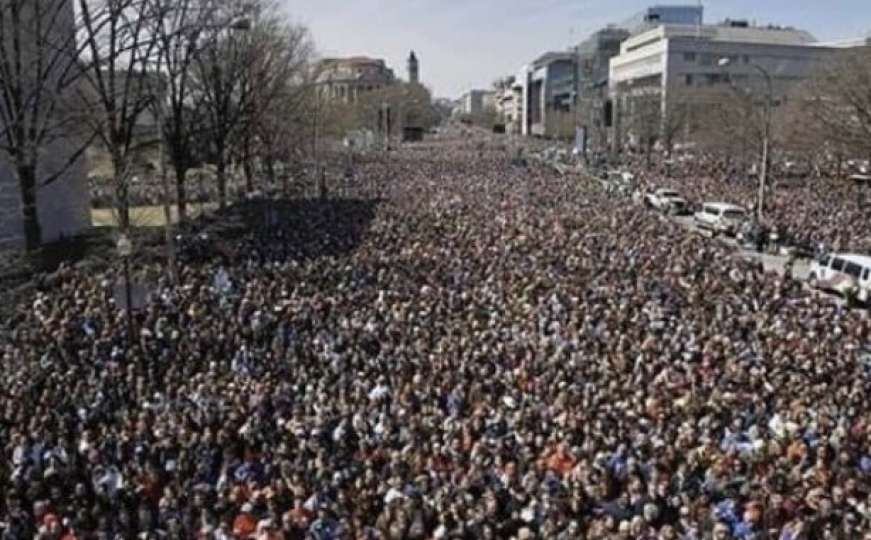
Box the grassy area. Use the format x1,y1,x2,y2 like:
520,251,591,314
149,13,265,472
90,202,216,227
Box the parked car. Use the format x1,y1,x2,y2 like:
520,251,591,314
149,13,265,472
693,203,748,237
808,253,871,304
644,188,688,214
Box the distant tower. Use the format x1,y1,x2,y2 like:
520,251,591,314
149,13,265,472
408,50,419,85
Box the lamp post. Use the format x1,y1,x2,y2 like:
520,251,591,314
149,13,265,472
116,233,134,340
313,87,326,199
718,56,773,222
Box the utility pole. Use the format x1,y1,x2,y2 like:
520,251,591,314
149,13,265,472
757,66,773,223
313,88,322,198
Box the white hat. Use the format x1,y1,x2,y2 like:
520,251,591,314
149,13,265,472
384,488,404,505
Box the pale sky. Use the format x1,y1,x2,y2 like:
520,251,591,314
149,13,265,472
282,0,871,99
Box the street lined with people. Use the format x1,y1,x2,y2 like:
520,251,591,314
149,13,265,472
2,130,870,539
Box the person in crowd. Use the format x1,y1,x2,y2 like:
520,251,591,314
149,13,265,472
2,128,869,539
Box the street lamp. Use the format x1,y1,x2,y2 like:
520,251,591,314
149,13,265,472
116,233,135,339
718,56,773,223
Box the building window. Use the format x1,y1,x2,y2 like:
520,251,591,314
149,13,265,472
683,52,696,62
603,101,613,127
685,74,694,86
743,55,750,64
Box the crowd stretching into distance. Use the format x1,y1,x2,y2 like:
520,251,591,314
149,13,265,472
3,128,871,539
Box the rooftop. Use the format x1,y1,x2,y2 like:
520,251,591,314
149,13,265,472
319,56,387,66
620,22,820,53
705,23,817,45
531,51,576,68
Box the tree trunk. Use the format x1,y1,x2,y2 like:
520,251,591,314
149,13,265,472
17,163,42,252
112,151,130,230
119,191,130,229
265,157,276,192
175,165,188,222
243,158,254,195
217,158,227,210
116,180,130,230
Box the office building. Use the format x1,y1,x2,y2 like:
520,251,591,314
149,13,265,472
510,5,702,142
574,26,631,151
609,20,849,149
495,76,525,134
523,52,578,138
621,4,704,33
454,89,497,117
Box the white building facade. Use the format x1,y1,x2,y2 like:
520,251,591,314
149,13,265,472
0,0,91,248
454,90,496,117
608,22,844,149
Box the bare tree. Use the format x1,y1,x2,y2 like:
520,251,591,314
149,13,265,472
255,71,317,195
232,12,314,195
776,89,834,176
803,47,871,168
0,0,94,250
76,0,161,230
190,0,264,209
144,0,218,223
660,88,697,153
692,86,766,170
621,91,661,168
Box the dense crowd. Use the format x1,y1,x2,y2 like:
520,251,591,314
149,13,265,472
3,130,871,539
626,153,871,252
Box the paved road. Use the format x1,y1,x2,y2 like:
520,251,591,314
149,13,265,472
670,213,809,277
657,210,862,309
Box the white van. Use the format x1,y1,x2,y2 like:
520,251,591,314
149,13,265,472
809,253,871,303
693,202,747,237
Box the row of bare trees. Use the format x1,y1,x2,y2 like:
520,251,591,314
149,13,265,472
787,46,871,174
613,46,871,177
0,0,316,251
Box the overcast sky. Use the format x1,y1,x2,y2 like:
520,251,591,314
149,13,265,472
282,0,871,99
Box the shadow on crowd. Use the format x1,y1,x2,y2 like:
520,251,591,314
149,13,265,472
181,197,383,264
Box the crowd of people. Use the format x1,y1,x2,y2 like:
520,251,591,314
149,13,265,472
626,153,871,252
2,128,871,539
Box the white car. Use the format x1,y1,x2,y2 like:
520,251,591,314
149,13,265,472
693,202,747,237
809,253,871,303
644,188,688,214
